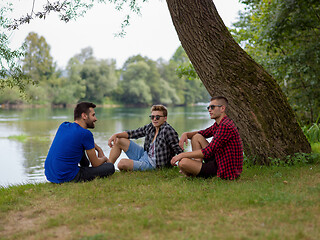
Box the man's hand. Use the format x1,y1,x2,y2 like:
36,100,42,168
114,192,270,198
95,143,104,158
108,134,118,148
86,148,108,167
171,153,183,166
179,132,189,150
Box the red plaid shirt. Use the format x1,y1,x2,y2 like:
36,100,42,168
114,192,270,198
199,116,243,180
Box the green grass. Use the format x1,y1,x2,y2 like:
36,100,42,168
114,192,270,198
7,134,50,143
7,134,28,142
1,163,319,240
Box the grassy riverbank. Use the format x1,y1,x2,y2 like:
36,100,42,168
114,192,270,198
1,161,319,240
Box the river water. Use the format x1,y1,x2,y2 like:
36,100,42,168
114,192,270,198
0,106,212,187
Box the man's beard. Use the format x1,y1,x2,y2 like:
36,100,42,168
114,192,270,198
87,121,95,129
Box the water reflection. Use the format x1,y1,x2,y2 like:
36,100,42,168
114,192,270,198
0,106,212,187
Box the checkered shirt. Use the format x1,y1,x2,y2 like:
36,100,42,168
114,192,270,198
126,122,183,168
199,116,243,180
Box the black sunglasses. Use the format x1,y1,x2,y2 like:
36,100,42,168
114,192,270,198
149,115,165,120
207,104,222,110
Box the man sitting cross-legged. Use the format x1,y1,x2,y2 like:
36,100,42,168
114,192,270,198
45,102,115,183
171,96,243,180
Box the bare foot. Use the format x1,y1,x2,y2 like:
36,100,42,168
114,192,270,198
179,169,193,177
179,170,188,177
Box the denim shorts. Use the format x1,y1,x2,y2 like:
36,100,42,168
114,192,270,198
125,140,155,171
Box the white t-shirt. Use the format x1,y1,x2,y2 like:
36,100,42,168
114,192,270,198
148,141,157,168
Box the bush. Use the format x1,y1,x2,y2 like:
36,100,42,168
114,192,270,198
244,152,320,167
302,122,320,144
269,153,320,167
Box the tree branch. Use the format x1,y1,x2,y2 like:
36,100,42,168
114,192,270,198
7,1,68,30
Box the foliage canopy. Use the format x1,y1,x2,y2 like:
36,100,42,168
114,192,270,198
231,0,320,124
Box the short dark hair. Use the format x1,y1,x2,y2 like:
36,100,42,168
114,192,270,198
74,102,96,120
210,96,228,107
151,104,168,117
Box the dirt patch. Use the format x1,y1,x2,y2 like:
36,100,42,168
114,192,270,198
0,199,72,240
4,211,37,235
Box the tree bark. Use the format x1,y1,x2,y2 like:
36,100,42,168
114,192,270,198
166,0,311,163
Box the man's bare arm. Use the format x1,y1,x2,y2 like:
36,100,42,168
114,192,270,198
86,148,108,167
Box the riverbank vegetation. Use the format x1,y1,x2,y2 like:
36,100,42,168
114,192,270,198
1,154,319,240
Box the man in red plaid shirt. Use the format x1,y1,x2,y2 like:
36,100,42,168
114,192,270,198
171,96,243,180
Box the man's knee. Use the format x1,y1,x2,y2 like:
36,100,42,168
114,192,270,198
178,158,202,176
117,159,130,170
101,162,115,175
191,133,205,143
114,138,130,150
178,158,190,171
91,163,115,179
191,133,208,149
117,159,125,169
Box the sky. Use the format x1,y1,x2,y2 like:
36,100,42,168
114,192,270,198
8,0,245,69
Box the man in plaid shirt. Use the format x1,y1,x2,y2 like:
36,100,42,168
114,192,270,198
108,105,182,171
171,96,243,180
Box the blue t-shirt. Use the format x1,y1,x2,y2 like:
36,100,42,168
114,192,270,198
45,122,95,183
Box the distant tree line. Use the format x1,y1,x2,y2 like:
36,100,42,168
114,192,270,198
0,32,209,107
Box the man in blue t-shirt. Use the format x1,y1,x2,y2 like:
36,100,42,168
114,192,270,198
45,102,115,183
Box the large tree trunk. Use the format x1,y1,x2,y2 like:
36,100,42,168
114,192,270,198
166,0,311,163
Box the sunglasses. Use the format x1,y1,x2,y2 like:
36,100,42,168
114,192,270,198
149,115,165,120
207,104,222,110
